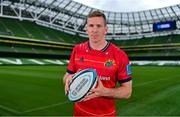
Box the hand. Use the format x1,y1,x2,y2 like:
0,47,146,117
64,74,73,95
84,79,107,101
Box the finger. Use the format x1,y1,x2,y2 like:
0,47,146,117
65,87,69,95
90,80,102,92
65,85,68,95
83,97,91,101
84,94,94,101
84,94,96,101
65,80,70,95
84,92,98,101
83,92,92,101
64,74,75,95
86,90,94,96
90,88,97,92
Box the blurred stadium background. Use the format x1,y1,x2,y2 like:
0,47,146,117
0,0,180,116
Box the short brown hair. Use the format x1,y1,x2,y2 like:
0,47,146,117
87,11,107,26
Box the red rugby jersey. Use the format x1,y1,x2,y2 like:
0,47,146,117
67,41,132,116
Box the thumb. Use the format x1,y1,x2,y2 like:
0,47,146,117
94,78,103,89
97,78,103,86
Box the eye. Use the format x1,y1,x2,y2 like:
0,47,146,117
97,24,102,28
88,24,94,27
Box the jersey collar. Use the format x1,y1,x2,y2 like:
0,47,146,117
88,41,110,52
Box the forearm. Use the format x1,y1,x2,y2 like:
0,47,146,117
85,80,132,101
63,73,69,83
101,80,132,99
63,72,75,95
103,84,132,99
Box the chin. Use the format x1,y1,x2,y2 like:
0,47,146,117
91,39,99,43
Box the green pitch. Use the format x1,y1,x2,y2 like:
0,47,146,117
0,66,180,116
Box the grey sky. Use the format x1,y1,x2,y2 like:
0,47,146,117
73,0,180,12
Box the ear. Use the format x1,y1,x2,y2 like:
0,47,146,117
104,26,108,34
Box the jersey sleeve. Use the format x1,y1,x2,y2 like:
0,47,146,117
117,50,132,84
67,47,76,74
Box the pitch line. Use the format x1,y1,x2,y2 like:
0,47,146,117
133,74,180,88
116,74,180,114
23,100,70,113
0,104,20,114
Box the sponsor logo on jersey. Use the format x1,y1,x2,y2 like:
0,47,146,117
79,57,84,63
104,60,114,67
126,64,132,75
98,75,110,81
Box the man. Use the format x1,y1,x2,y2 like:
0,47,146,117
63,11,132,116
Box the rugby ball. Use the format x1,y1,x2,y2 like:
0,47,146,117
68,68,97,102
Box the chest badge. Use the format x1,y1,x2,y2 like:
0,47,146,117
104,60,114,67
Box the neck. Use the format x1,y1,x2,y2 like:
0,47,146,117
89,39,107,50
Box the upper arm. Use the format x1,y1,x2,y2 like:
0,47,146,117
67,47,76,74
117,50,132,83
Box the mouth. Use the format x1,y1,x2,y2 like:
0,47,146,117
92,35,98,39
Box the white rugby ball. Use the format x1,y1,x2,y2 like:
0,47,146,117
68,68,97,102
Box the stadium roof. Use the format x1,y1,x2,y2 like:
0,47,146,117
74,0,180,12
1,0,180,40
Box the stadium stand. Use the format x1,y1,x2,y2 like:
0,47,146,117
0,0,180,64
0,17,87,43
0,1,180,116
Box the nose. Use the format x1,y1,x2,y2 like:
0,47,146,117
92,26,98,33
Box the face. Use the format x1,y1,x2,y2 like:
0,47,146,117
86,17,108,43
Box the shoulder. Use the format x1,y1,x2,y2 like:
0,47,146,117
73,41,88,51
109,43,129,63
110,43,127,56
